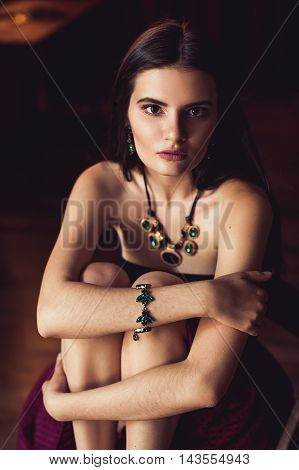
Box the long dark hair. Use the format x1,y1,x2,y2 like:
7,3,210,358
109,18,284,278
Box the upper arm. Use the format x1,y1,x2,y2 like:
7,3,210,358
37,162,110,312
187,182,273,404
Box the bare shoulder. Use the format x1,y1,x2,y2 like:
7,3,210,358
213,178,273,273
76,160,125,198
216,177,273,220
81,160,122,184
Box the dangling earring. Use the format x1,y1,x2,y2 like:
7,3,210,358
126,127,135,156
206,140,215,160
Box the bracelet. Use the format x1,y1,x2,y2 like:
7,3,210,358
133,283,155,341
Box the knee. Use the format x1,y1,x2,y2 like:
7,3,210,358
80,262,131,287
61,334,123,391
132,270,184,289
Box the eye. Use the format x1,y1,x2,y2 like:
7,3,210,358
141,104,162,116
187,107,209,117
141,104,209,118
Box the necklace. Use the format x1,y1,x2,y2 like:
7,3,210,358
140,166,201,267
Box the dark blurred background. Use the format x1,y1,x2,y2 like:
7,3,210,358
0,0,298,449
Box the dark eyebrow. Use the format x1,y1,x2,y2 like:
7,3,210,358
136,97,213,107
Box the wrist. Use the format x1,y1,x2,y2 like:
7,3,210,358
193,280,214,319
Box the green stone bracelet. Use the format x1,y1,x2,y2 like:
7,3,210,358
133,283,155,341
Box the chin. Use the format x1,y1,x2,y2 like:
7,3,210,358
154,165,184,177
141,156,189,177
157,157,189,171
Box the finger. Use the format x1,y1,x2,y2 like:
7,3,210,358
260,299,269,315
50,354,68,392
42,380,48,394
256,287,269,302
54,353,65,377
244,271,272,282
248,328,259,337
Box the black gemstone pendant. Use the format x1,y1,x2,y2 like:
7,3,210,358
160,248,182,266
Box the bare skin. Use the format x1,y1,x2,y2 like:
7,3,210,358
39,67,272,449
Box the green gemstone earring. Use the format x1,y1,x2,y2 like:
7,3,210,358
126,128,135,156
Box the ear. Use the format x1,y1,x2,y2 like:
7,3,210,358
124,113,131,129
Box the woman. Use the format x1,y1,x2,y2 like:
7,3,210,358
18,18,294,450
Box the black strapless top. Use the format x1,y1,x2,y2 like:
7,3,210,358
119,256,214,284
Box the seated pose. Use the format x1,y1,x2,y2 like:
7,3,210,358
18,18,294,450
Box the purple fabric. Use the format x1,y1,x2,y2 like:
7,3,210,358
17,326,294,450
17,362,126,450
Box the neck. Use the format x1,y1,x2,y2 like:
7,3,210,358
143,166,197,205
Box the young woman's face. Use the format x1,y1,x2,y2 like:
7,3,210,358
126,66,218,176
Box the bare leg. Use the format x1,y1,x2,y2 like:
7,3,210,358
121,271,189,450
61,262,131,450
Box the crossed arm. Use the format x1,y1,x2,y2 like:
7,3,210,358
42,186,273,422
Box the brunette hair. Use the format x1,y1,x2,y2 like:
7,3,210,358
108,18,284,277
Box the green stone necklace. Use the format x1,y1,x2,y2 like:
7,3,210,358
140,165,201,267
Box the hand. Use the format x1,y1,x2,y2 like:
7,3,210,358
204,271,271,336
42,353,68,421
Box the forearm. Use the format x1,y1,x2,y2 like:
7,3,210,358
53,359,210,422
38,279,209,339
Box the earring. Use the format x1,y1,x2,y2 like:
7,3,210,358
206,140,215,160
126,127,135,156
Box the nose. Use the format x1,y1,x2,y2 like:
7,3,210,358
163,112,187,144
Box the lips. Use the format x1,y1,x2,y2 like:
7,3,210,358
157,149,188,161
157,152,187,161
158,148,187,155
